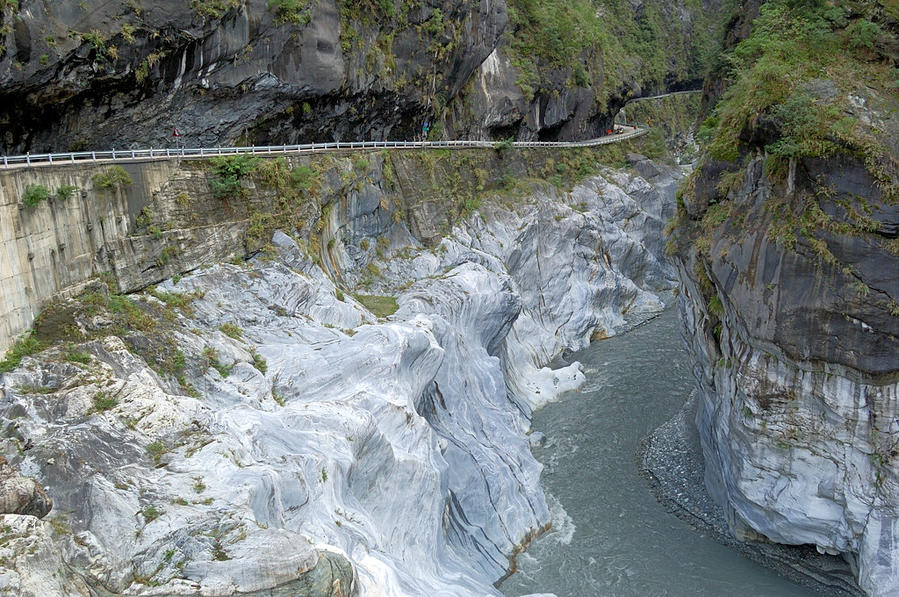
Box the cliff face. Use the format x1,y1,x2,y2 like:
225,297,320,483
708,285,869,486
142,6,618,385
671,1,899,594
0,139,658,356
0,149,681,595
0,0,727,153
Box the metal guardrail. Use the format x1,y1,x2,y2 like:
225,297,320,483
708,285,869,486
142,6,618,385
625,90,702,104
0,126,648,170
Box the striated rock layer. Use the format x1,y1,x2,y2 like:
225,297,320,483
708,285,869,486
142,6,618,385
670,2,899,594
674,153,898,595
0,161,679,595
0,0,726,153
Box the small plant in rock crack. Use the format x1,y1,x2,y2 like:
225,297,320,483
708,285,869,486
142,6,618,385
192,477,206,493
146,439,167,464
202,346,233,377
142,505,162,523
92,391,118,412
218,322,243,340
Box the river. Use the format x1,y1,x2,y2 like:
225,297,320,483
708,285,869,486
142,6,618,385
500,308,812,597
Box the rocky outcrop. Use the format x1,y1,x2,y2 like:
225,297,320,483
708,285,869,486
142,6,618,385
0,456,52,518
670,5,899,591
674,151,899,595
0,159,681,595
0,138,654,358
0,0,726,153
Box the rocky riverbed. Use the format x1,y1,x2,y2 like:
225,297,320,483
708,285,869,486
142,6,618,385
0,158,680,596
640,392,863,596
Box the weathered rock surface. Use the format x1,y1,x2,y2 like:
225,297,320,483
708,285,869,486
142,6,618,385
0,0,724,153
0,457,52,518
641,392,863,596
673,133,899,597
0,163,680,595
0,514,94,597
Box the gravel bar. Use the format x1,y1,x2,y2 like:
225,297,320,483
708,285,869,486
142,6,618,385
638,391,863,596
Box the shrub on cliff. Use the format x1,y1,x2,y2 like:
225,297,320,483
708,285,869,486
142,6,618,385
208,154,259,200
21,184,51,207
190,0,239,19
55,185,77,200
0,334,44,373
268,0,313,24
93,166,132,191
702,0,897,199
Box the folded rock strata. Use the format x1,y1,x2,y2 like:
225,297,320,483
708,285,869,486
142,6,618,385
0,163,679,595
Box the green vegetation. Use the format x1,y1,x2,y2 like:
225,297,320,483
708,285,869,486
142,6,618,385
504,0,732,103
202,346,233,377
251,351,267,374
22,183,79,207
155,246,179,268
493,138,513,154
190,0,240,19
64,348,91,364
267,0,313,24
146,439,167,464
211,542,230,561
218,322,243,340
0,2,17,54
671,0,898,273
624,92,702,158
354,294,399,318
327,0,724,117
244,157,321,250
120,23,136,44
15,383,58,394
505,0,614,99
147,287,203,319
207,154,259,200
92,391,118,412
56,185,77,200
12,279,202,399
22,184,51,207
371,141,637,238
703,0,897,199
0,334,44,373
135,52,164,84
93,166,132,190
79,30,107,55
272,389,286,406
142,505,162,522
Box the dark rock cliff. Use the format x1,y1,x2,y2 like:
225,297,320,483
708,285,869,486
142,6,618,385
0,0,727,153
670,1,899,594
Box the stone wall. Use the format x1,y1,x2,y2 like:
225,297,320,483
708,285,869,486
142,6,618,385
0,161,171,354
0,138,652,355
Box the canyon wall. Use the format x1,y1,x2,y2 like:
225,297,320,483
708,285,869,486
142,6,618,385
670,1,899,594
0,0,728,153
0,138,660,355
0,145,682,595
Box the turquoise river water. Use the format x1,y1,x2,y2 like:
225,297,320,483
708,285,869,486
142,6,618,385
500,308,812,597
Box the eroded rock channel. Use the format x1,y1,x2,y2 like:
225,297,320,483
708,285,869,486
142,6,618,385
0,148,682,595
500,308,814,597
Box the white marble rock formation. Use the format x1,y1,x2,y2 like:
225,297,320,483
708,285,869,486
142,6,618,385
0,165,679,596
